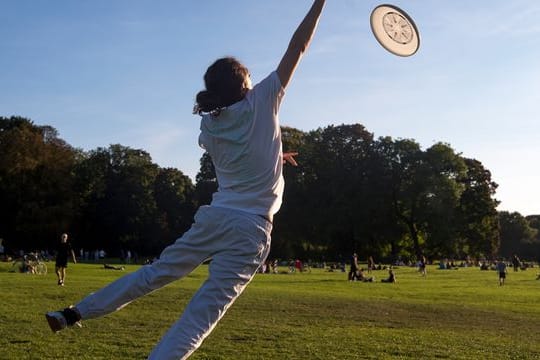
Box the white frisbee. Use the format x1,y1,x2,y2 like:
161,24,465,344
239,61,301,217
370,4,420,57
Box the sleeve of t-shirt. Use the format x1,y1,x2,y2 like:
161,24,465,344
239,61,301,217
250,71,285,116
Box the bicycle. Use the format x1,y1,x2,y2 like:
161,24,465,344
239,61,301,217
9,253,48,275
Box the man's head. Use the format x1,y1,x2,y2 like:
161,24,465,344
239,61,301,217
194,57,251,115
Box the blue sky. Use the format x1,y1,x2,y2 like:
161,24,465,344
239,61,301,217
1,1,539,215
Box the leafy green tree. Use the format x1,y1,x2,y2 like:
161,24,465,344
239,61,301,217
498,211,538,258
103,145,162,254
73,146,197,256
1,114,509,263
525,215,540,261
457,158,500,257
527,215,540,242
376,140,468,260
421,143,467,258
194,152,217,207
382,138,427,259
0,117,77,251
154,167,195,243
370,137,413,261
284,124,376,259
73,145,163,255
72,148,111,252
271,127,309,259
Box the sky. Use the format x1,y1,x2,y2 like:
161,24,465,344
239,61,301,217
1,0,539,216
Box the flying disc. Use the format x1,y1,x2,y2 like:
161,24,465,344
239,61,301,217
370,4,420,57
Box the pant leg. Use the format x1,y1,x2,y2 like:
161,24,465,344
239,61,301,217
147,210,272,360
76,206,217,319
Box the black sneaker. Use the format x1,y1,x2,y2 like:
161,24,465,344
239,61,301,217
45,307,82,332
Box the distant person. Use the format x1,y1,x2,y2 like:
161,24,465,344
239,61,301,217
0,238,4,260
349,253,359,281
259,261,267,274
357,268,375,282
496,259,507,286
271,259,278,274
45,2,326,359
419,255,427,277
367,256,375,273
103,264,125,271
381,269,396,283
24,253,37,274
285,259,292,272
295,259,303,273
54,233,77,286
512,254,521,272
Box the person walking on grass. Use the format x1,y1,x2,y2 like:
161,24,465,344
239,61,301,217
496,258,507,286
419,255,427,277
54,233,76,286
45,2,326,359
349,253,359,281
512,254,521,272
367,255,375,273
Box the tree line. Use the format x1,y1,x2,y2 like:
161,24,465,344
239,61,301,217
1,116,539,262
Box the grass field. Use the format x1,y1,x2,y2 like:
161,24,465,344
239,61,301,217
1,261,539,360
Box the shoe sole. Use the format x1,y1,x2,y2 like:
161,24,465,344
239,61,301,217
45,313,65,332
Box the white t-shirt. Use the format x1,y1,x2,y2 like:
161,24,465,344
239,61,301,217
198,71,285,219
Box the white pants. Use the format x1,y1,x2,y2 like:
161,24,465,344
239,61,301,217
75,206,272,360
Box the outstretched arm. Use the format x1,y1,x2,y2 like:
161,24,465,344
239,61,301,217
277,0,326,89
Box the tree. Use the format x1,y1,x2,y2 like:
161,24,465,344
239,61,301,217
371,137,413,261
378,140,468,260
457,158,500,257
279,124,376,259
73,145,164,255
498,211,537,258
421,143,467,258
525,215,540,261
2,114,508,262
154,168,195,244
383,138,427,259
271,127,309,259
194,152,217,207
0,116,77,251
72,148,111,253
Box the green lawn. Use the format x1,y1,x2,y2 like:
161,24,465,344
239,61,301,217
1,261,539,359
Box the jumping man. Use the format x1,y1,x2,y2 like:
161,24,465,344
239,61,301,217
45,2,326,359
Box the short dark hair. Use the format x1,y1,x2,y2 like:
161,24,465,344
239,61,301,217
194,57,249,116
